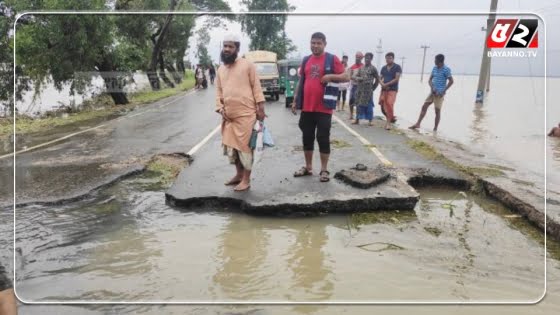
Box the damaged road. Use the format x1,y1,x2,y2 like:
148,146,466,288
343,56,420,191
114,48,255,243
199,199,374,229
0,88,219,207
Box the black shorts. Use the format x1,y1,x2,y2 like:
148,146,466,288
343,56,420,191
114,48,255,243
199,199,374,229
298,111,332,154
337,89,347,103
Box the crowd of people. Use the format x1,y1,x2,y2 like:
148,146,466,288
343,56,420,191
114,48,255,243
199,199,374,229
336,48,452,131
194,63,216,89
215,31,454,189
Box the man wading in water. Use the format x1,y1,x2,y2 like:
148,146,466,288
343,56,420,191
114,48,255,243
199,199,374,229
291,32,349,182
215,33,266,192
409,54,453,132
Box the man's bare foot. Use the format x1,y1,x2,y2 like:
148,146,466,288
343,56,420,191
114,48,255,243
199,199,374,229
409,124,419,130
352,120,359,125
224,175,242,186
233,181,251,191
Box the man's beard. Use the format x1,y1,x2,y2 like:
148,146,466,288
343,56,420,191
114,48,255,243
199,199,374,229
221,51,238,64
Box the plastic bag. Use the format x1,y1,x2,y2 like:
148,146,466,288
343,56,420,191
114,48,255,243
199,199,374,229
253,121,264,164
262,123,274,147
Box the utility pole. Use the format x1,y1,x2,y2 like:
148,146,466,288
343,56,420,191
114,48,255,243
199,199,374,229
218,41,222,65
400,56,406,77
480,25,492,92
476,0,498,103
420,45,430,82
376,39,383,70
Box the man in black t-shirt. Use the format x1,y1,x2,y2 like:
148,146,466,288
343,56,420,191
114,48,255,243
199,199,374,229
379,52,402,130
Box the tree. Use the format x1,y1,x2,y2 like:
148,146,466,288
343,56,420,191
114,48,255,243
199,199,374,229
196,27,212,66
5,0,232,111
240,0,296,59
118,0,231,90
0,2,15,114
8,0,138,105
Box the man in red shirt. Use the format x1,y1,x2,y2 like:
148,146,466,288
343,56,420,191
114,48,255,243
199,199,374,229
348,52,364,120
291,32,349,182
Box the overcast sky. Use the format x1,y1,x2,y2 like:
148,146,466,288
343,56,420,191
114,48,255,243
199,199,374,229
187,0,560,77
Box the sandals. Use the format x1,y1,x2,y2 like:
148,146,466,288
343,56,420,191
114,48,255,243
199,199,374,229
294,167,330,182
294,167,313,177
319,170,330,182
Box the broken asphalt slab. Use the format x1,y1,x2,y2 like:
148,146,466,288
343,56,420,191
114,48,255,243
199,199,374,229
166,104,420,215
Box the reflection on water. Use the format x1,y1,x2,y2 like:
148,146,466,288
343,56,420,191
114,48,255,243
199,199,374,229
212,216,271,300
469,103,490,144
286,224,333,302
7,171,559,309
550,138,560,163
394,74,555,180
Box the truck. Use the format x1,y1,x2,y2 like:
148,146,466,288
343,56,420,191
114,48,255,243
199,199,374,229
243,50,281,101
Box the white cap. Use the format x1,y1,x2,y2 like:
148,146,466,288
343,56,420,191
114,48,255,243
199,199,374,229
223,33,241,43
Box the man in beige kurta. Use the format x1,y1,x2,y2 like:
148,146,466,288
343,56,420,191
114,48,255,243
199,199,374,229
215,34,266,192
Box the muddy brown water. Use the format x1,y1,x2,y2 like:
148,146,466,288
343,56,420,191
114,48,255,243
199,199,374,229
1,168,559,315
388,74,557,185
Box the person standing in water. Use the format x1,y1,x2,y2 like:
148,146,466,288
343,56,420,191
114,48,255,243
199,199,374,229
409,54,453,132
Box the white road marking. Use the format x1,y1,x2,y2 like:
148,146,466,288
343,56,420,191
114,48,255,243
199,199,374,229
333,115,417,194
187,124,221,156
0,89,197,160
332,115,393,166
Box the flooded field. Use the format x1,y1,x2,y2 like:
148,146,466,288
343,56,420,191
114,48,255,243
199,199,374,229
387,74,558,184
2,168,558,308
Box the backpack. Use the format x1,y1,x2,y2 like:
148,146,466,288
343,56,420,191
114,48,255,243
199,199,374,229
296,53,339,110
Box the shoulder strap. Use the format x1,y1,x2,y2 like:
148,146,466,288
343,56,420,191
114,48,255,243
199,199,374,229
300,55,311,79
324,53,334,74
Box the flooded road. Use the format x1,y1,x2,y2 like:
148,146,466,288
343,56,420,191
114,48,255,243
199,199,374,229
4,168,558,309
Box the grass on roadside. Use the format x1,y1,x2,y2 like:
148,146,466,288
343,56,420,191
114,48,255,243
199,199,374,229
128,73,195,105
406,139,505,178
0,71,195,137
145,153,189,188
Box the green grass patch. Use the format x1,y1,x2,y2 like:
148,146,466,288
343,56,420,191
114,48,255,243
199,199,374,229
129,73,195,105
349,210,417,229
330,139,352,148
406,139,505,178
0,106,116,136
145,154,189,188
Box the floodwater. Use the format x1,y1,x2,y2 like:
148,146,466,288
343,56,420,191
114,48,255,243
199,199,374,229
11,72,151,115
3,168,559,314
10,73,557,185
385,74,558,185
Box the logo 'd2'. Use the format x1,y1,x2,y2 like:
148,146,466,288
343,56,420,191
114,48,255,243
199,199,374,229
486,19,538,48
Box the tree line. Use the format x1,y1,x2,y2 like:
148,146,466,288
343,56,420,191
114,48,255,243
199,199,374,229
0,0,296,114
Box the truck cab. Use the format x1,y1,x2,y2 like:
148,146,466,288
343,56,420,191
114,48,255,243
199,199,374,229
243,50,281,101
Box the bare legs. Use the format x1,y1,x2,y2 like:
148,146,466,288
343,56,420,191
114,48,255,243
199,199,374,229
434,108,441,131
225,159,251,191
409,102,436,130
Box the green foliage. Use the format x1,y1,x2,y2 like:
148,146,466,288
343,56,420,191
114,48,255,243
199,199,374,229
240,0,296,59
196,27,212,66
0,2,14,114
2,0,231,111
